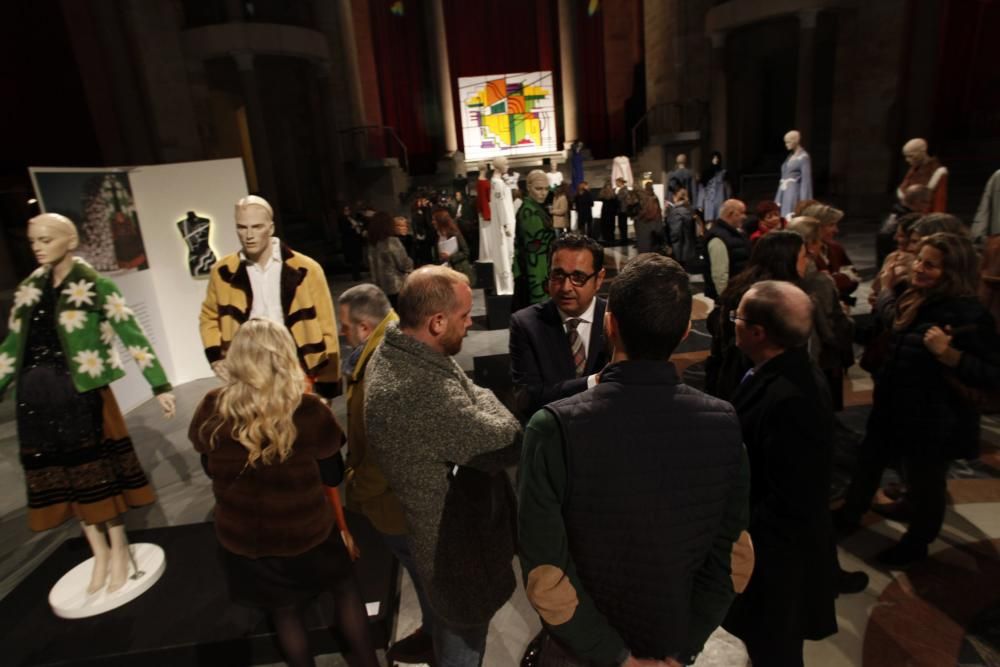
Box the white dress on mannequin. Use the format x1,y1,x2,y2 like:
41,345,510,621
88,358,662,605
487,174,515,295
612,156,634,188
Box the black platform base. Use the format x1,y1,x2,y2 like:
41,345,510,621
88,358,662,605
0,512,398,666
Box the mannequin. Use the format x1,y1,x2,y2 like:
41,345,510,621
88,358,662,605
697,151,731,222
0,214,175,595
570,141,585,195
897,138,948,212
513,170,556,309
546,160,564,190
611,155,634,188
476,165,492,262
667,154,696,198
177,211,217,278
775,130,813,217
972,169,1000,241
488,156,515,294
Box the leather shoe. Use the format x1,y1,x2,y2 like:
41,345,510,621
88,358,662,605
837,568,869,595
386,626,435,665
876,540,928,567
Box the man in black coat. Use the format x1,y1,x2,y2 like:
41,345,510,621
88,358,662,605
509,234,608,423
722,280,838,667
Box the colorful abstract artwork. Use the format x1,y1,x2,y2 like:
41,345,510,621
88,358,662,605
459,71,557,161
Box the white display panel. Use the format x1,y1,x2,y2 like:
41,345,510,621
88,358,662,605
459,71,558,162
30,159,246,412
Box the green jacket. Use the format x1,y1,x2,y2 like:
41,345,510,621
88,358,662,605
514,197,555,304
0,258,171,397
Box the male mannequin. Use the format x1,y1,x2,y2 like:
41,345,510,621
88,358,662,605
476,165,492,262
200,195,340,394
775,130,813,218
897,138,948,213
486,156,515,295
513,170,556,308
667,153,696,198
1,213,175,594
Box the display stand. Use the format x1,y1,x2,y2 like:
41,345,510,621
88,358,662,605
49,543,166,619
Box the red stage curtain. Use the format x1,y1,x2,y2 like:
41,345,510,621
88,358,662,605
574,4,609,157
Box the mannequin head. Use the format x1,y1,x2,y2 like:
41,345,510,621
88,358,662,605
903,138,929,167
527,170,549,204
27,213,79,267
235,195,275,261
784,131,801,151
478,164,488,180
676,153,687,168
711,152,721,166
492,156,508,175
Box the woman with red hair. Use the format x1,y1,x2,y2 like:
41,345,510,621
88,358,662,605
750,201,783,244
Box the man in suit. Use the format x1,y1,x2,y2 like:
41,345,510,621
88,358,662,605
509,234,608,422
722,280,838,667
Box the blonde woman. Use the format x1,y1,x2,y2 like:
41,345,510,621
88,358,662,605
189,319,378,667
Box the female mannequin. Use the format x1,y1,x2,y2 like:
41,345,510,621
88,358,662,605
0,213,175,594
775,130,813,218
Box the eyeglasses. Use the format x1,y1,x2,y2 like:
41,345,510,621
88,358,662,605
548,269,598,287
729,311,752,324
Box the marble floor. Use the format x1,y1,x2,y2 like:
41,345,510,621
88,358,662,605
3,221,1000,666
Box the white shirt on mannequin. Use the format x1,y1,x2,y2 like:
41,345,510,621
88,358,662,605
241,237,284,323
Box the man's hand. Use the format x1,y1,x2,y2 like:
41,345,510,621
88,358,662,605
157,393,177,419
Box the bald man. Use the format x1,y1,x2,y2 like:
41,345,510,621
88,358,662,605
898,138,948,212
722,280,839,666
703,198,751,300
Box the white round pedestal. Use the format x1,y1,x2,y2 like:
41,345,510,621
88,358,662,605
48,543,166,619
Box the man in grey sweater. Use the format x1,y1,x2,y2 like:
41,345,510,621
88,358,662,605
365,265,522,667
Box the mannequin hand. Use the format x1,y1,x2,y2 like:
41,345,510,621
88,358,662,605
211,360,230,382
157,393,177,419
923,326,953,357
341,529,361,561
440,251,451,261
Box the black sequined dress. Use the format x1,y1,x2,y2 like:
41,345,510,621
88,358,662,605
16,279,154,531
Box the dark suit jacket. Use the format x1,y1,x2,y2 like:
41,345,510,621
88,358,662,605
722,347,838,643
509,297,608,422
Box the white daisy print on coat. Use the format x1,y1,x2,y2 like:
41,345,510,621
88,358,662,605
7,310,20,334
74,350,105,378
59,310,87,333
62,279,96,307
99,321,115,345
127,345,156,370
0,352,15,379
103,293,134,322
107,346,123,370
13,284,42,309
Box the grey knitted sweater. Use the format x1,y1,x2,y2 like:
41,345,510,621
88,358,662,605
365,324,522,627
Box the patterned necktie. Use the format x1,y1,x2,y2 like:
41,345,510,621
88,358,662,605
566,318,587,377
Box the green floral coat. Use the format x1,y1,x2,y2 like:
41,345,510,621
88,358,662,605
514,197,555,304
0,258,171,397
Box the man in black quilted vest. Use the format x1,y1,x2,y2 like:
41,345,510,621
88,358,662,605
703,199,751,300
517,254,754,667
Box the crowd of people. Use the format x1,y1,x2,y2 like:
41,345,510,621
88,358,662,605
5,160,999,667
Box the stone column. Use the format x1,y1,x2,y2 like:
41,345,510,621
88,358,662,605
556,0,578,142
709,31,728,157
233,51,279,205
795,9,819,144
427,0,458,154
317,61,349,200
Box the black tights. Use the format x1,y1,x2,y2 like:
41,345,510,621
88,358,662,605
271,575,379,667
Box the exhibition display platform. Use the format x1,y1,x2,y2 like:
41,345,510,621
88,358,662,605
0,514,398,666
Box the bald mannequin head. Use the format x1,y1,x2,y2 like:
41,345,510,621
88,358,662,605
903,138,929,167
735,280,814,365
784,130,801,151
492,156,508,175
526,169,549,204
676,153,687,167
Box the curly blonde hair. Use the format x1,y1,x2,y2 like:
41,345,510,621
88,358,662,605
205,319,305,466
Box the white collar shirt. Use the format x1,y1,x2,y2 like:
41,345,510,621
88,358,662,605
241,237,285,324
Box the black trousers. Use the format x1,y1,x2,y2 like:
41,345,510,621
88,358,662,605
616,213,629,242
841,412,950,545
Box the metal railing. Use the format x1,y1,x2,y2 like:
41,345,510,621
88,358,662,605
339,125,409,173
631,100,710,155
